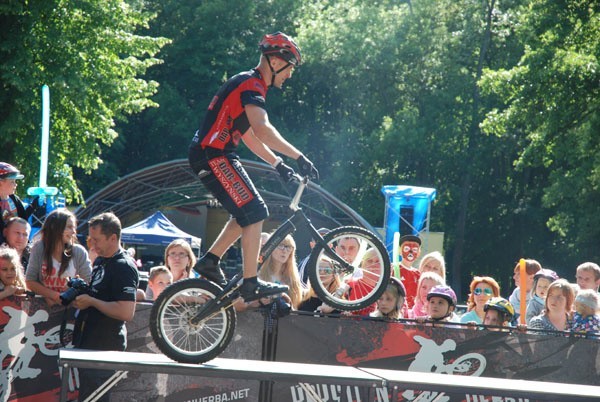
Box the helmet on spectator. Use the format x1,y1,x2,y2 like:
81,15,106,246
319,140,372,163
484,297,515,321
382,276,406,310
427,285,457,306
0,162,24,180
259,32,302,66
533,268,559,283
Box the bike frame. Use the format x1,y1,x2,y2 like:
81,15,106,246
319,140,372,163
190,175,352,323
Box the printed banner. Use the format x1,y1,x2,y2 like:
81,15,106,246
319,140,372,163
2,298,598,401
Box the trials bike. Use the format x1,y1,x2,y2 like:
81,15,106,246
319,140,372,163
149,174,391,363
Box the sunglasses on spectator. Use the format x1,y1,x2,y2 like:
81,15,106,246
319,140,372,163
473,288,493,296
319,267,334,275
276,244,293,251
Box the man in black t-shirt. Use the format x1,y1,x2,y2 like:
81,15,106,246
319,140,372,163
72,212,139,401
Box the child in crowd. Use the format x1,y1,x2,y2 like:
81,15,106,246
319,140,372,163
298,256,340,314
370,277,407,320
397,235,421,309
575,262,600,292
483,297,515,331
422,285,458,323
509,258,542,319
418,251,446,282
571,289,600,336
529,279,574,332
0,162,36,245
0,247,27,299
146,266,173,301
408,272,444,318
525,269,559,325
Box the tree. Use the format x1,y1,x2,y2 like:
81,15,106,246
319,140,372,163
480,0,600,266
0,0,169,201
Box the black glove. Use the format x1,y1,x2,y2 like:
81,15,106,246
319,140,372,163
275,160,295,182
296,155,319,180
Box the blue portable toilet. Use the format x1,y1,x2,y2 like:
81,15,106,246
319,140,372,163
381,185,437,258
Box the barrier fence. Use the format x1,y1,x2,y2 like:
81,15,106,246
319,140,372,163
1,296,599,401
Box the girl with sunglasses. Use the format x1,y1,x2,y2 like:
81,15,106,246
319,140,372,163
460,276,500,324
298,256,341,314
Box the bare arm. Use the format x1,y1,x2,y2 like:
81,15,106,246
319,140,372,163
245,104,302,159
72,295,136,322
242,130,279,166
26,280,61,304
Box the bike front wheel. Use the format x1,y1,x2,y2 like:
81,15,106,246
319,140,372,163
149,278,236,364
307,226,391,311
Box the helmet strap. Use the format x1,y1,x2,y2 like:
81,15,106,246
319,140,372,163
265,55,291,87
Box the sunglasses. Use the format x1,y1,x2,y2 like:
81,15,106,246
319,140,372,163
473,288,493,296
319,267,334,275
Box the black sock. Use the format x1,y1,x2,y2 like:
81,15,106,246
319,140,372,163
205,252,220,264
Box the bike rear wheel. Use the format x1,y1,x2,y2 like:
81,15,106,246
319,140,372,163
149,278,236,364
307,226,391,311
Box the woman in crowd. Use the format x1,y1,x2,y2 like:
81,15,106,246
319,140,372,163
460,276,500,324
258,234,303,309
298,256,340,314
409,271,445,318
529,279,575,332
26,208,91,306
418,251,446,282
164,239,197,282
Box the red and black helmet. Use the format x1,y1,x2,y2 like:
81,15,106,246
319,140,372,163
259,32,302,67
0,162,24,180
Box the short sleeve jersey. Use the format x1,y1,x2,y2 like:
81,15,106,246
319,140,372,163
190,69,268,154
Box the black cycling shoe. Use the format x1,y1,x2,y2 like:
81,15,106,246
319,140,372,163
239,279,289,302
193,256,227,287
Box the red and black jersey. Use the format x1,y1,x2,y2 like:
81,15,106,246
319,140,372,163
190,69,268,154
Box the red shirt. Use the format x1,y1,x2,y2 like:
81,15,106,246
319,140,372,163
347,278,377,316
399,265,420,309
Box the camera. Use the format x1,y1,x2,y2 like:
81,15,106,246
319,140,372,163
271,296,291,318
59,277,91,306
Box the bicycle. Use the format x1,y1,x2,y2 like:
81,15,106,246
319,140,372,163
149,174,391,364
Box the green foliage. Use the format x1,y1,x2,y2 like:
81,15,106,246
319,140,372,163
0,0,169,202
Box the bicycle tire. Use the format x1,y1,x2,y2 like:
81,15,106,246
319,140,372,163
149,278,236,364
307,226,391,311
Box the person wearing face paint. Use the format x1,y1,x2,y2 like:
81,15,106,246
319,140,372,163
525,268,559,325
398,234,422,308
188,32,318,305
460,276,500,324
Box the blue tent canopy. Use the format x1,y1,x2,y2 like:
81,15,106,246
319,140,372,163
121,211,201,248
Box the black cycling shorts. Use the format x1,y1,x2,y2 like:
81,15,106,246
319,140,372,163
189,149,268,227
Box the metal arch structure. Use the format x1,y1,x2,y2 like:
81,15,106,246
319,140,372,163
73,159,377,238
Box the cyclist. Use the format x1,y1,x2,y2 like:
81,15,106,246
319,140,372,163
188,32,319,302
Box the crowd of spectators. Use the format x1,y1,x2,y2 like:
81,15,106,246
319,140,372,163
1,160,598,340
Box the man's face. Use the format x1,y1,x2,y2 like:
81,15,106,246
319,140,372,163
401,241,421,264
271,57,294,89
335,237,360,264
576,269,600,291
88,226,115,258
3,223,29,252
